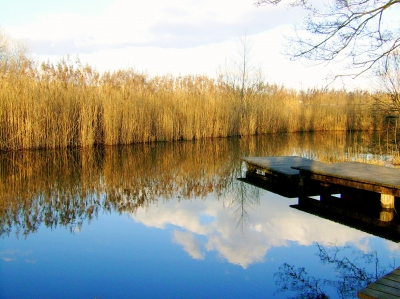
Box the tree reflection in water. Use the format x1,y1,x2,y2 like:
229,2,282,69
0,139,245,238
223,180,261,233
0,131,391,238
274,243,394,299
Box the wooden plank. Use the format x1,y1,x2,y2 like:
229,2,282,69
243,157,400,196
241,156,316,178
386,272,400,282
293,162,400,192
358,267,400,299
368,282,400,296
241,157,400,299
302,172,400,197
358,287,400,299
391,268,400,277
241,156,327,196
375,277,400,290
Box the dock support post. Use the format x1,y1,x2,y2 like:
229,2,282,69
380,194,395,209
298,173,307,197
380,194,395,222
380,209,394,221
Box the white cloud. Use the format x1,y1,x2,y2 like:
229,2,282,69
173,230,205,260
130,192,378,268
0,249,34,263
385,240,400,255
7,0,271,49
3,0,372,89
7,0,303,49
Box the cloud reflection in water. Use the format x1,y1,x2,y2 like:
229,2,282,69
131,185,380,268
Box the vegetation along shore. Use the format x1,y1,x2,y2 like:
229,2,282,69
0,33,396,151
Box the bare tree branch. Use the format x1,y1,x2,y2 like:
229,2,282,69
255,0,400,78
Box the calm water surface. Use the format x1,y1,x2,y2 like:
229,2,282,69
1,132,399,299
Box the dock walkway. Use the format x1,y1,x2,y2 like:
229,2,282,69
358,267,400,299
292,161,400,201
241,156,400,298
242,156,400,208
241,156,318,180
240,156,320,198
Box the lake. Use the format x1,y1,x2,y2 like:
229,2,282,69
1,132,399,299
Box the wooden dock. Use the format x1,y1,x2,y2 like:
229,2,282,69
241,156,319,181
291,196,400,242
241,156,324,198
241,156,400,298
292,161,400,209
358,267,400,299
242,156,399,210
242,156,400,240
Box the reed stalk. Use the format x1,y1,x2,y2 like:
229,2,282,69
0,56,389,151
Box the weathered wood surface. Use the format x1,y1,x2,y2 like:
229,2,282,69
242,156,400,196
293,161,400,189
238,177,301,198
242,157,400,191
240,156,328,197
241,156,318,179
293,162,400,197
242,156,400,297
358,267,400,299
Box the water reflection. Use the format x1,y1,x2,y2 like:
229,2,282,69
2,132,400,298
131,181,394,268
1,131,386,238
274,243,394,299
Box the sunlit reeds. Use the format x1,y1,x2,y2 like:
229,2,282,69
0,55,389,150
1,131,396,237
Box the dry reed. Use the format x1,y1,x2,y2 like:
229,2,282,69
0,56,389,151
1,131,394,237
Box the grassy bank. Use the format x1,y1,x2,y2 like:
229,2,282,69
0,57,388,150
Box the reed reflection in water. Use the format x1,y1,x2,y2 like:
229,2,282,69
1,132,400,299
0,131,391,238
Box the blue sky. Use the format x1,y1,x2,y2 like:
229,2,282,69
1,0,372,89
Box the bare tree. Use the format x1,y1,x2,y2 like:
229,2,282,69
219,33,264,103
0,29,9,62
0,28,31,69
375,50,400,114
255,0,400,79
274,243,392,299
218,33,266,136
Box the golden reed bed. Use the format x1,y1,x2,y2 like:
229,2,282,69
0,56,389,150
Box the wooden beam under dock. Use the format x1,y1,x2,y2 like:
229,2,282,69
241,156,399,213
240,156,400,298
292,161,400,209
